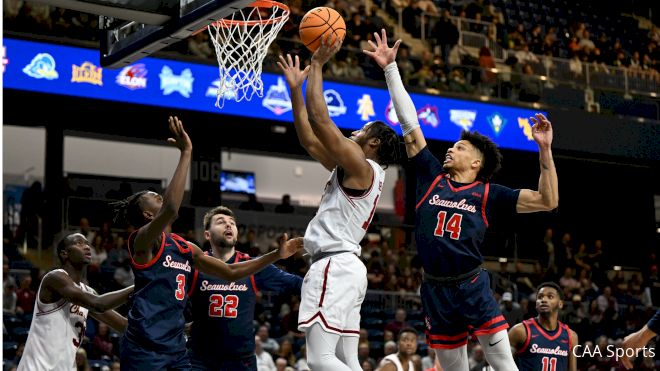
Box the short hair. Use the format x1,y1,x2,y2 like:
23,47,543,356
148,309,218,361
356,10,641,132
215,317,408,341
459,130,503,182
366,121,402,168
203,206,235,230
537,282,563,299
111,191,149,227
399,327,418,339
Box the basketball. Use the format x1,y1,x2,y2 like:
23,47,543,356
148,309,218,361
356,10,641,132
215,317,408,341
299,7,346,52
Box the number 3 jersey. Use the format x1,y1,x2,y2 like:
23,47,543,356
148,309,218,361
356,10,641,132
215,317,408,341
413,147,519,277
304,159,385,256
18,269,93,371
125,231,194,352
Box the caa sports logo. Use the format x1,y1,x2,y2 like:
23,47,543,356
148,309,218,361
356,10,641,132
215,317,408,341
71,62,102,86
487,112,507,136
262,77,291,115
160,66,194,97
206,78,237,101
324,89,347,117
385,101,440,128
449,109,476,131
116,64,147,90
23,53,58,80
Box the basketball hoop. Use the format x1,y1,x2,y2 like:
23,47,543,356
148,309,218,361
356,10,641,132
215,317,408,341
205,0,289,108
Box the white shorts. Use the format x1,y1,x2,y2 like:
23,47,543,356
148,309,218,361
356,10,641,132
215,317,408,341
298,252,367,337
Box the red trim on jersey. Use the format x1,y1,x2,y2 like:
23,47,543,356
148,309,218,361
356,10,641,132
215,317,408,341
188,269,200,298
446,178,482,192
298,312,360,334
426,332,469,341
481,183,490,228
318,258,332,307
128,231,166,269
530,318,564,341
35,300,67,316
518,320,532,354
472,323,509,336
415,174,445,210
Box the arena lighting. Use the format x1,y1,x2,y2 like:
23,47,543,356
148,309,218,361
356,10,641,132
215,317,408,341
613,266,622,271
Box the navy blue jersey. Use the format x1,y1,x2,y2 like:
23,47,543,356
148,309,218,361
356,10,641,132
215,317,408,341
188,251,302,360
125,232,194,352
412,147,519,277
517,318,572,371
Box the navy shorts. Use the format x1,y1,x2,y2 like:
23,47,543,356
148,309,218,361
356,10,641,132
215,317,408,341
120,337,190,371
190,350,257,371
421,268,508,349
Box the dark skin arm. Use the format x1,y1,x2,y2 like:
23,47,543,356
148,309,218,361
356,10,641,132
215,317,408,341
133,116,192,264
89,310,128,333
190,235,304,281
40,271,133,313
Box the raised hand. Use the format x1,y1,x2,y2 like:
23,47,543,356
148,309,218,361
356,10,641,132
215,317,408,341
529,113,553,149
363,28,402,69
277,54,310,89
278,233,304,259
311,34,343,66
167,116,192,153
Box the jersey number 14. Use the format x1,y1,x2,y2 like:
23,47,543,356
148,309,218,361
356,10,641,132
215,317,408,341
433,211,463,240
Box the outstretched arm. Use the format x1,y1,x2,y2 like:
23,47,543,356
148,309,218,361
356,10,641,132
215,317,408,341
364,29,426,158
191,235,304,281
278,54,336,171
133,117,192,263
516,113,559,213
44,271,134,313
306,36,373,185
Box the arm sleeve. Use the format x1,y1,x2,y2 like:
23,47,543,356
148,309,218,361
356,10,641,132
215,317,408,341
647,309,660,334
254,264,303,294
384,62,420,136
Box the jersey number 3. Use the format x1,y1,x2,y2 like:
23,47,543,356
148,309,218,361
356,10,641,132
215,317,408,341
209,294,239,318
541,357,557,371
433,211,463,239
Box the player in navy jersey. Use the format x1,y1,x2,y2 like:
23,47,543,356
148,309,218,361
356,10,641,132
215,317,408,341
365,29,559,370
187,205,303,370
111,117,304,371
509,282,578,371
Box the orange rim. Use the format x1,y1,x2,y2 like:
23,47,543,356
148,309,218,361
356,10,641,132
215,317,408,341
212,0,289,27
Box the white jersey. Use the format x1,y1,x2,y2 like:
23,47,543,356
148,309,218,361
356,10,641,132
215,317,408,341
304,159,385,256
18,269,94,371
380,354,414,371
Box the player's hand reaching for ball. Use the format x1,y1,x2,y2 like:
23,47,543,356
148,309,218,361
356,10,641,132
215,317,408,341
278,233,304,259
363,29,402,69
529,113,553,150
277,54,309,89
167,116,192,154
311,34,343,65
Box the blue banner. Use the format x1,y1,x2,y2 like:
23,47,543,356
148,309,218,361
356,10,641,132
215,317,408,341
2,38,543,152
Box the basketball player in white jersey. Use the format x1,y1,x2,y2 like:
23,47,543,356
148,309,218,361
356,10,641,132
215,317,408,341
277,38,401,371
378,328,419,371
18,233,133,371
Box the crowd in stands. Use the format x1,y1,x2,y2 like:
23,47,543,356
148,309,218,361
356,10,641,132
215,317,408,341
4,186,660,370
4,0,659,106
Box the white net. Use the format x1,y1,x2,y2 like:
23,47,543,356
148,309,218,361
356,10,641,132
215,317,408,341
207,1,289,108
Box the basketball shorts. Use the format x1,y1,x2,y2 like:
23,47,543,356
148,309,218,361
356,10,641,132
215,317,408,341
421,268,509,349
298,252,367,337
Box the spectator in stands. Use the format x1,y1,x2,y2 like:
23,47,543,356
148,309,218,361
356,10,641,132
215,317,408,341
274,194,295,214
91,322,114,359
15,275,36,314
239,194,265,211
500,292,523,327
255,335,276,371
257,325,280,354
385,308,409,338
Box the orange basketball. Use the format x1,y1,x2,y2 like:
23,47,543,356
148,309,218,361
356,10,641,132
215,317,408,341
299,7,346,52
